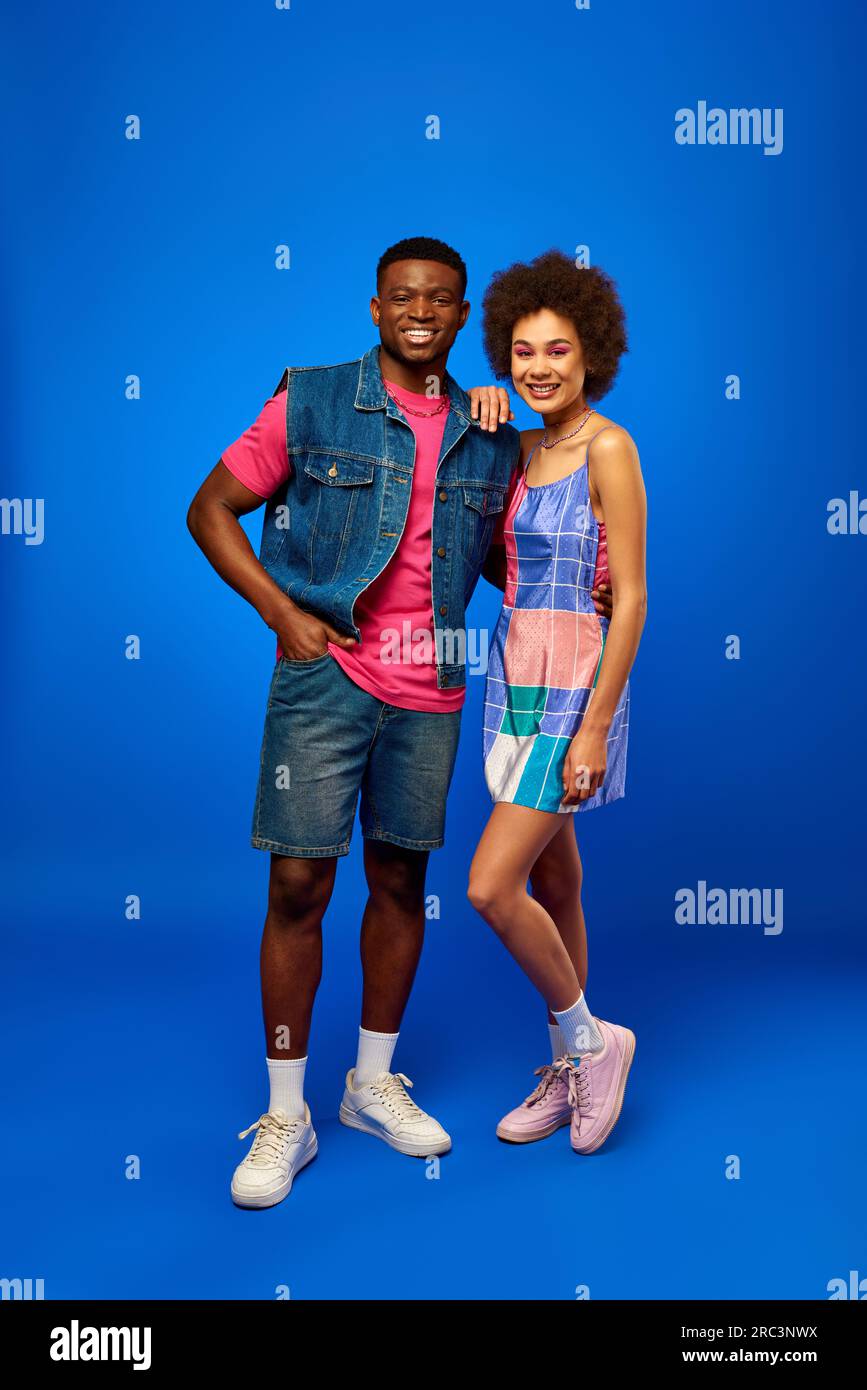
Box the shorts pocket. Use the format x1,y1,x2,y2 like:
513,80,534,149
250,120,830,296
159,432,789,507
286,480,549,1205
279,651,333,668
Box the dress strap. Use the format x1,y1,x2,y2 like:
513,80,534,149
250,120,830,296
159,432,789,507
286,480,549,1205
523,424,616,481
521,440,541,475
585,424,617,458
585,424,617,486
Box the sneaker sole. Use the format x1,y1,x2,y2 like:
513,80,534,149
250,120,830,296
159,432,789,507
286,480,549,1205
339,1103,451,1157
572,1030,636,1154
496,1114,572,1143
231,1133,318,1209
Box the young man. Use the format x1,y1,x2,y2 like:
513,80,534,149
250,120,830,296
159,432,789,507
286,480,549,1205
188,237,522,1207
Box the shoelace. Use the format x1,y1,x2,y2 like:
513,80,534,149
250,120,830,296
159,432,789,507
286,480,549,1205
523,1062,567,1108
237,1111,303,1166
370,1072,425,1120
564,1059,592,1120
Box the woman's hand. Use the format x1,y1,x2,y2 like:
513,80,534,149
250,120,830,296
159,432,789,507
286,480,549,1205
562,725,608,805
469,385,514,432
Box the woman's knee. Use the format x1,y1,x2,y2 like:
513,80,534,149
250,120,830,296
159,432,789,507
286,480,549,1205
467,868,515,927
531,868,582,914
531,844,582,908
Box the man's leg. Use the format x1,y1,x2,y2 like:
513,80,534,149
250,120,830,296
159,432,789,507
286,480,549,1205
338,702,460,1156
356,699,461,1042
232,855,337,1210
261,852,338,1059
359,839,429,1035
232,654,373,1208
250,653,373,1079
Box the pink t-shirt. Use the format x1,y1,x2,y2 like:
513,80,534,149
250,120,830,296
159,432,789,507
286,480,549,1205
221,382,464,713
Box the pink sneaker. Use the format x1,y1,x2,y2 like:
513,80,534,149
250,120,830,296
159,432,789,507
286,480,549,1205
496,1062,573,1143
565,1018,636,1154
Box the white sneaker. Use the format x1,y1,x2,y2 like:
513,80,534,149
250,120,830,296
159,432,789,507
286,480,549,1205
338,1069,451,1157
230,1104,318,1209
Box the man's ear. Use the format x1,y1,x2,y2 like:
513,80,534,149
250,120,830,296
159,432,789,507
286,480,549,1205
370,295,381,325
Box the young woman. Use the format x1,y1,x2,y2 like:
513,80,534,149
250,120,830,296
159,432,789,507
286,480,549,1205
469,249,647,1154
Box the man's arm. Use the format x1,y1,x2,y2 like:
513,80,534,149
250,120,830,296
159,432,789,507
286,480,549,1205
186,460,356,660
470,384,514,431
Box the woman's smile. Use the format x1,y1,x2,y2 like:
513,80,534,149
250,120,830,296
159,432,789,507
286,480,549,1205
526,381,562,399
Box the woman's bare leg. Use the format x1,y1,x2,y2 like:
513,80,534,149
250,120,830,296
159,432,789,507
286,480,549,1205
529,819,587,1025
468,803,583,1011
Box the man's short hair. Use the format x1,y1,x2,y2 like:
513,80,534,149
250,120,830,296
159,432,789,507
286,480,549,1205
376,237,467,297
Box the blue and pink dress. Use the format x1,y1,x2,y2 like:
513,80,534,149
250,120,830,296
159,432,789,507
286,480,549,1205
483,428,630,815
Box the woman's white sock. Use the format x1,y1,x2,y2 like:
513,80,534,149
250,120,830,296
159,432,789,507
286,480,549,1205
552,994,604,1057
548,1022,567,1062
267,1056,307,1118
354,1027,399,1086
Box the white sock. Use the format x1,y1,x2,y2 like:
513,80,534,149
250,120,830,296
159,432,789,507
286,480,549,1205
354,1027,399,1086
267,1056,307,1119
548,1022,567,1062
552,994,604,1057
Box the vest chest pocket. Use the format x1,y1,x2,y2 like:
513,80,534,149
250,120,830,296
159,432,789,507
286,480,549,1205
461,484,505,566
303,455,376,541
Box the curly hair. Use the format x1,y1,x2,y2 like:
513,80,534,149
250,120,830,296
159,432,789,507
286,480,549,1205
481,249,627,401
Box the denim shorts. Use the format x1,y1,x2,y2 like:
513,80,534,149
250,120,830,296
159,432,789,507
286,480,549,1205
251,653,463,858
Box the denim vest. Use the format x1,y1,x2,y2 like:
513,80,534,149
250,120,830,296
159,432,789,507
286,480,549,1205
258,345,521,689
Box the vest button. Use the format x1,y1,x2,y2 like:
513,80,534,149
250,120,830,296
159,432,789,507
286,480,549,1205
438,490,448,502
437,547,446,558
328,465,338,477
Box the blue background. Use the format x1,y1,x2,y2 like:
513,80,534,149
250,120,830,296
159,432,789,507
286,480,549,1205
2,0,865,1300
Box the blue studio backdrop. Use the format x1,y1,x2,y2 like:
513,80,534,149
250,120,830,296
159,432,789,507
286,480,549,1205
2,0,866,1300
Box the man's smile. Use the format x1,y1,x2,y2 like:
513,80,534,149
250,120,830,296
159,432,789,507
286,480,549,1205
400,326,439,344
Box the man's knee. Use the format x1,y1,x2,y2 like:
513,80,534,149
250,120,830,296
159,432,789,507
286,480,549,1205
268,854,335,927
364,843,427,916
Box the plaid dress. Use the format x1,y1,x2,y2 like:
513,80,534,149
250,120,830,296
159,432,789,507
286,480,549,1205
483,430,630,815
